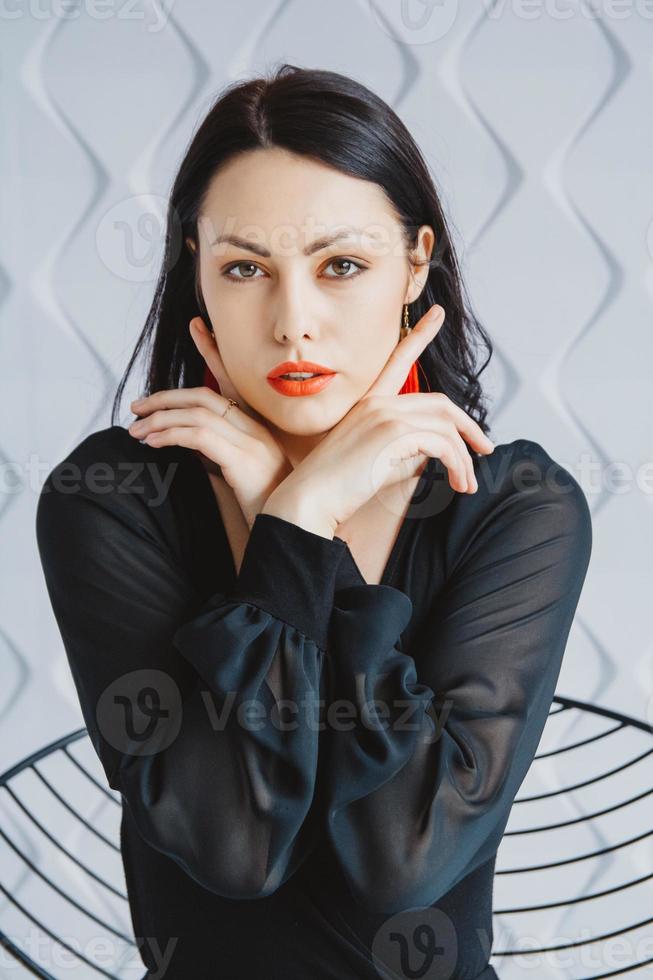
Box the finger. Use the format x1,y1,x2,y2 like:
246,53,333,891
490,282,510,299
139,425,232,464
389,391,494,456
450,427,477,492
365,305,446,398
128,406,244,449
130,387,254,437
409,416,475,492
408,422,469,493
410,431,467,494
440,397,494,455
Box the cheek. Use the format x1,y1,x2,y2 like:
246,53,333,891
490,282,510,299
214,333,254,387
344,279,403,362
201,268,246,318
348,321,399,384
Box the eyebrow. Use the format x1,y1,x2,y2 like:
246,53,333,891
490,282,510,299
208,226,381,258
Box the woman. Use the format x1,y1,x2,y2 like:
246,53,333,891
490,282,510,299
36,64,592,979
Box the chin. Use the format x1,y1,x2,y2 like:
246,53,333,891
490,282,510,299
272,415,335,437
265,401,348,435
248,384,358,434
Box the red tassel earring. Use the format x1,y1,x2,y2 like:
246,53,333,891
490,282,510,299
398,303,422,394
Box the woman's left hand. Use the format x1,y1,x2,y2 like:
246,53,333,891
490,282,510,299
128,317,293,528
262,305,494,537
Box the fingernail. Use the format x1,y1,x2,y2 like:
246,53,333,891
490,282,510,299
426,305,444,322
132,398,145,407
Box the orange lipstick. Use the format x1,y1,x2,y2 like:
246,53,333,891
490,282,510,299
267,359,337,398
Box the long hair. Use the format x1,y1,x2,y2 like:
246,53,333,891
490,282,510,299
111,63,493,435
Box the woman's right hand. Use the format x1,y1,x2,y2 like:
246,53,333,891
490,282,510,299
128,317,293,529
263,304,495,535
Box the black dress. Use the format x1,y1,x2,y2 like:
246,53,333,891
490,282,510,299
35,425,592,980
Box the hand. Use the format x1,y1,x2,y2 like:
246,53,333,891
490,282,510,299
128,317,292,528
263,304,495,534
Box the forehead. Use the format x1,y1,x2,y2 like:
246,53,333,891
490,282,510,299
198,147,403,253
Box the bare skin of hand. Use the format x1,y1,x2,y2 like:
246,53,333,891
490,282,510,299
261,305,495,539
127,316,293,530
128,307,494,540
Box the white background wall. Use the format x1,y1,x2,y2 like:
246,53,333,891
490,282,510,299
1,0,652,976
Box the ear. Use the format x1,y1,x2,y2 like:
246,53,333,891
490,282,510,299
189,318,221,393
405,224,436,304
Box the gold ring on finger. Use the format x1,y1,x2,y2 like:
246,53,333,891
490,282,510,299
222,398,238,419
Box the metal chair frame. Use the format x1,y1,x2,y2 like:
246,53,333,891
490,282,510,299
1,696,652,979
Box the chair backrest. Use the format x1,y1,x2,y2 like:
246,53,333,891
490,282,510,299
1,695,652,978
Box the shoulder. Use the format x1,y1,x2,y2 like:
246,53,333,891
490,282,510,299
43,424,162,473
36,424,197,527
41,424,191,489
475,437,590,517
442,437,592,572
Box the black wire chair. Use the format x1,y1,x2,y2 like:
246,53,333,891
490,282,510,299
1,695,653,979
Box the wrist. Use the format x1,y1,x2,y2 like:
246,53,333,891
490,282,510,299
261,486,336,541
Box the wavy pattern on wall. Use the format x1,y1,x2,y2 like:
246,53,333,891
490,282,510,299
1,1,648,974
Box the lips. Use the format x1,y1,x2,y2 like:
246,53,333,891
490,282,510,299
267,360,335,379
267,373,337,397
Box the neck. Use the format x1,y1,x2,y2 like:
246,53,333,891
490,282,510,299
266,424,330,471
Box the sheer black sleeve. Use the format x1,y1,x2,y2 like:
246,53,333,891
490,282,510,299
323,439,592,914
35,428,348,900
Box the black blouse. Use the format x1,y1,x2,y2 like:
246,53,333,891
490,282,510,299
35,425,592,980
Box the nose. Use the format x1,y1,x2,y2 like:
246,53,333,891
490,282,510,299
272,278,319,344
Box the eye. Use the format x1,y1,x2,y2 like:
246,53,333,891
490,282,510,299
221,257,368,284
222,262,265,283
321,257,366,280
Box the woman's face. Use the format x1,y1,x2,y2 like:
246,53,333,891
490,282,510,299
188,147,433,452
